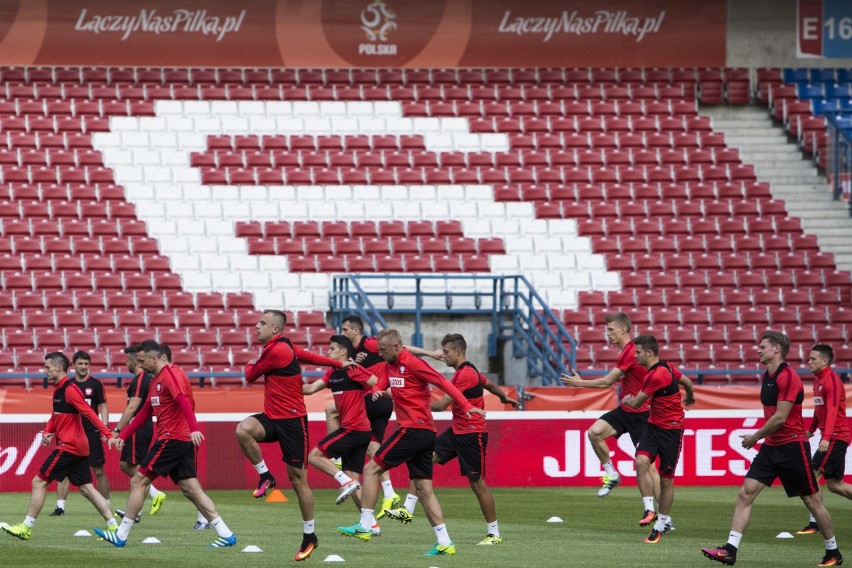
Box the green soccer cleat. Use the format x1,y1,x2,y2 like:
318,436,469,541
423,543,456,556
383,506,413,524
150,491,166,516
2,523,31,541
478,534,503,545
376,494,401,520
337,522,372,541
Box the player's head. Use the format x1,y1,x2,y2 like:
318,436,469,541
256,309,287,345
809,344,834,374
758,330,790,365
123,345,141,374
633,335,660,369
341,316,365,342
160,343,173,363
440,333,467,368
604,312,632,345
136,339,168,374
43,351,70,381
328,334,356,362
376,328,403,365
72,350,91,380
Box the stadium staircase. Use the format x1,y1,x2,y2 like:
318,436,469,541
0,66,848,388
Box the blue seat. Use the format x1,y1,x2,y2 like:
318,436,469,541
811,99,838,115
825,83,852,99
797,83,824,99
782,68,809,84
835,69,852,83
809,68,836,83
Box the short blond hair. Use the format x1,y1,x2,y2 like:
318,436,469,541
377,328,402,344
604,311,632,332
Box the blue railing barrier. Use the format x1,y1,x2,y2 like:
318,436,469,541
824,110,852,215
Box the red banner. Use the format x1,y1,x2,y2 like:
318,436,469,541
0,0,726,67
2,411,843,493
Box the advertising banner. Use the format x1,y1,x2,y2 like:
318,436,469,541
0,0,726,67
1,410,843,492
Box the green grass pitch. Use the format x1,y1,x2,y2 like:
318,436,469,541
0,486,849,567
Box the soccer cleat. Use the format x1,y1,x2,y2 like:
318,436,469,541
2,523,31,541
94,527,126,547
383,507,413,524
337,522,372,541
639,510,657,526
797,522,820,535
295,533,318,561
252,475,276,499
478,534,503,545
423,543,456,556
115,509,141,523
701,545,737,566
150,491,166,515
96,524,118,541
336,480,361,505
330,457,343,470
209,534,237,548
818,550,843,567
597,474,621,497
371,523,381,537
48,507,64,517
376,494,401,520
194,521,210,530
645,529,662,544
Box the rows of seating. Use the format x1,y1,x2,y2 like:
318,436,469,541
0,66,847,381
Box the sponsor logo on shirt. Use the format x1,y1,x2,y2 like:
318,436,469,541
151,396,160,406
814,396,824,405
390,377,405,388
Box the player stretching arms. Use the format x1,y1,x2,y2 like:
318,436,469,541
235,309,342,561
337,329,486,557
561,312,660,523
335,315,398,516
113,345,166,523
622,335,694,544
302,335,379,533
96,340,236,548
3,352,117,541
404,334,519,545
795,344,852,536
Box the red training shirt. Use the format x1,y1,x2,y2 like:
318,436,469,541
245,333,342,419
616,341,651,413
639,361,685,429
44,376,111,457
809,366,851,443
372,348,474,431
321,365,372,431
121,364,198,443
761,362,807,446
449,361,486,434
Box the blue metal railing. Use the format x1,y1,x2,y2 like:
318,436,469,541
824,110,852,215
330,274,576,386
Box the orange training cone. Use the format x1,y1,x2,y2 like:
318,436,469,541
265,489,288,502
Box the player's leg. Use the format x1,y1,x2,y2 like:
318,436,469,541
470,478,502,544
91,464,110,503
645,477,674,544
373,439,399,515
78,482,115,523
701,477,766,564
94,470,149,547
286,463,319,559
414,477,456,556
798,469,824,535
2,476,51,540
825,477,852,499
178,477,237,547
366,400,397,516
635,452,658,526
325,402,340,434
588,414,621,496
588,417,617,465
51,478,70,515
802,492,843,566
235,414,276,497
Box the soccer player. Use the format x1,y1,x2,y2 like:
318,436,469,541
404,334,519,545
337,329,487,557
96,340,236,549
51,351,111,516
2,352,117,541
701,331,842,567
560,312,660,514
796,344,852,536
621,335,695,544
335,315,399,516
303,336,377,525
235,309,343,561
113,345,166,523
